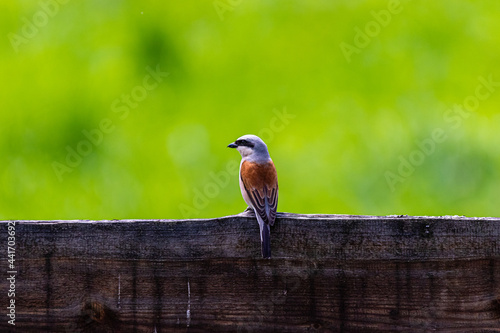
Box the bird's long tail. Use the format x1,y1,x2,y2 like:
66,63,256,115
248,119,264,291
260,223,271,259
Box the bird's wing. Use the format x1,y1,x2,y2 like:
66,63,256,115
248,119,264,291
240,160,278,226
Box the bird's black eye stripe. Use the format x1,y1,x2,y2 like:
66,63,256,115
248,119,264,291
235,139,254,148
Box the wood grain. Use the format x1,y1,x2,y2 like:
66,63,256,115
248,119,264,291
2,213,500,332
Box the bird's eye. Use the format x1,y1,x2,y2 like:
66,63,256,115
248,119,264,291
235,139,254,147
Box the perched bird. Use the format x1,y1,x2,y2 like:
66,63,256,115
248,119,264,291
227,134,278,258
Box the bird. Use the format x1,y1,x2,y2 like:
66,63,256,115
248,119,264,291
227,134,278,258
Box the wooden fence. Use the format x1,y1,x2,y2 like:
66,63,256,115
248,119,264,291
2,212,500,332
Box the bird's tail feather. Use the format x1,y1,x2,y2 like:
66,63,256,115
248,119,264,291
261,224,271,258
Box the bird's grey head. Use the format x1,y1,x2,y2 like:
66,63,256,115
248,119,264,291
227,134,271,162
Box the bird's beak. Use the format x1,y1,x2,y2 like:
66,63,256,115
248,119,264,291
227,142,238,148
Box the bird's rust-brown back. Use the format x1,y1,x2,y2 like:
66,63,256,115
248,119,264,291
240,160,278,225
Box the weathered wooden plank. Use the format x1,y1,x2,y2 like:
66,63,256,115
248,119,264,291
2,213,500,332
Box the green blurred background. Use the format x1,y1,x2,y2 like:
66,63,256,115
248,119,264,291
1,0,499,220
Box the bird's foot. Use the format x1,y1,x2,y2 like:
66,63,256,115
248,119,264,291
238,207,255,217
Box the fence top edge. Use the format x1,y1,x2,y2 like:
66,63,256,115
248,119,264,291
2,212,499,224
